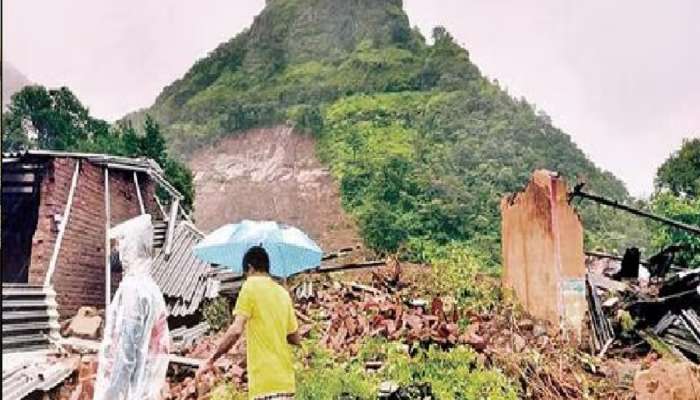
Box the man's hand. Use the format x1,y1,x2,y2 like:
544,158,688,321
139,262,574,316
287,331,301,346
195,358,214,380
196,314,247,381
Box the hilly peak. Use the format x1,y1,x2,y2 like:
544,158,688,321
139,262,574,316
141,0,634,257
247,0,414,65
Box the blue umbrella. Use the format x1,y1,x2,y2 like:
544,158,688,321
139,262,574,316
193,220,323,278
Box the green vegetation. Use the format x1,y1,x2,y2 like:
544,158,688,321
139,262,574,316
135,0,642,258
295,343,377,399
213,338,519,400
422,243,502,313
202,297,234,332
650,192,699,266
297,341,520,400
383,345,519,400
656,138,700,197
648,138,700,266
2,85,195,209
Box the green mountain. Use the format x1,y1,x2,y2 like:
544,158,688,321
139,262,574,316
135,0,642,259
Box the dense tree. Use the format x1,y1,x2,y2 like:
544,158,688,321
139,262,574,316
2,86,101,151
2,85,195,210
650,139,700,266
656,138,700,197
649,192,699,266
142,116,168,164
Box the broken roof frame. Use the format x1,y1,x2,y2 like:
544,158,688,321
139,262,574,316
2,149,191,311
569,185,700,236
2,149,185,201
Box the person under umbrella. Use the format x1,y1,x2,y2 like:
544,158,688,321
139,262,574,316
196,246,301,399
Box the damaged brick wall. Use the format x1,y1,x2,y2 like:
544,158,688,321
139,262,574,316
29,158,158,317
501,169,587,334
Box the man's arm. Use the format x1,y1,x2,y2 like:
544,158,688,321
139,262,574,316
196,314,247,377
286,294,301,346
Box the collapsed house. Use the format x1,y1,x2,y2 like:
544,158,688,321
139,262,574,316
1,150,221,353
501,169,700,363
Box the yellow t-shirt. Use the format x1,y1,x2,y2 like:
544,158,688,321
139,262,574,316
234,276,298,399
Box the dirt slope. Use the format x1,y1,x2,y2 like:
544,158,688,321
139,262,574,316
189,125,361,252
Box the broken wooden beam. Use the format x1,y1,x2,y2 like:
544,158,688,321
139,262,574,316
570,186,700,235
315,260,386,274
585,275,615,354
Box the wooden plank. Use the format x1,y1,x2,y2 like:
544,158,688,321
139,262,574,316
169,355,203,367
44,161,81,286
154,195,168,220
104,168,111,308
314,260,386,274
2,186,34,194
164,199,180,257
133,172,146,214
58,337,205,367
2,174,35,183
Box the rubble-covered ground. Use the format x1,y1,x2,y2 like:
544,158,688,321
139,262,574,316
32,249,698,400
166,249,689,400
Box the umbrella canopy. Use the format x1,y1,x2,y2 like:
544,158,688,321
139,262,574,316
193,220,323,278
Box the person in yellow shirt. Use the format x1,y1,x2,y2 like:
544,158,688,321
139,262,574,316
197,246,301,399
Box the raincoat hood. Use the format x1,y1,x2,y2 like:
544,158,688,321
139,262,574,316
110,214,153,276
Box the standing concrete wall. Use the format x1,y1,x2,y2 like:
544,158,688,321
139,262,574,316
501,169,587,334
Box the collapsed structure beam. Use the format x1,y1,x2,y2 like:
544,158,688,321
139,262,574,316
164,198,180,257
104,168,111,308
133,172,145,214
569,187,700,236
44,161,81,287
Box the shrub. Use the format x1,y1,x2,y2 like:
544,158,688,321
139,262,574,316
384,345,520,400
423,242,502,313
203,297,233,332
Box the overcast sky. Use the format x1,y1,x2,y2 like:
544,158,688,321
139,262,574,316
4,1,699,197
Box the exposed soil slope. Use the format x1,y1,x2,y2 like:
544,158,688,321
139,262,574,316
189,125,361,251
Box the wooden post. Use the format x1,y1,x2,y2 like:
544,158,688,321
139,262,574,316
164,198,179,257
133,172,145,214
44,160,81,287
104,168,111,308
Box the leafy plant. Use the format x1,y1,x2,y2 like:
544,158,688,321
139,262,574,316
203,297,233,332
423,243,502,312
656,138,700,197
649,191,700,266
384,345,520,400
210,383,247,400
295,340,378,400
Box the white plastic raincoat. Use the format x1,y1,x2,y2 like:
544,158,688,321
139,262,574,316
94,214,170,400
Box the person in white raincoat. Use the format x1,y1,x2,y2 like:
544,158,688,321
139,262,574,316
94,214,170,400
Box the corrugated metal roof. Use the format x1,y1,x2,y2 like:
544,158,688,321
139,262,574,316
2,149,160,172
2,149,183,200
2,284,60,354
151,222,223,317
2,353,78,400
170,322,210,351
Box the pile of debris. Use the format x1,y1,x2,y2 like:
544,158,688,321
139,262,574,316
586,248,699,363
2,353,80,400
297,281,466,355
164,332,247,400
